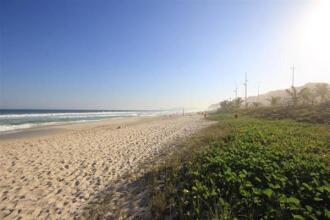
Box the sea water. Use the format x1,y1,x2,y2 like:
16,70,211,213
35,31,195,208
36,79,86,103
0,109,169,133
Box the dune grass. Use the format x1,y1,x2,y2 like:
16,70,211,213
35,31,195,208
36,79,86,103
242,102,330,124
149,113,330,219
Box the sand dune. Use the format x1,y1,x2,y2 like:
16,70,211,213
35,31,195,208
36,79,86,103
0,114,209,219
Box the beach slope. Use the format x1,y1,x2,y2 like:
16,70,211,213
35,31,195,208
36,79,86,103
0,114,209,219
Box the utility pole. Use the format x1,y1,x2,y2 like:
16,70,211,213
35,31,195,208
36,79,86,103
291,64,295,87
234,84,238,99
257,82,260,102
243,72,248,108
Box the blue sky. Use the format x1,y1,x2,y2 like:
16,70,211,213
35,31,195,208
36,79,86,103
0,0,329,110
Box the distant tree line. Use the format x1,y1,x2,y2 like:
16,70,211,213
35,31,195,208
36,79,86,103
219,83,330,111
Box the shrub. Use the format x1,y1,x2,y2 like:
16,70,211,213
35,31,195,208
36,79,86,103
151,114,330,219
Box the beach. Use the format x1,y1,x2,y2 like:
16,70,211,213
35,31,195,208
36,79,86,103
0,114,210,219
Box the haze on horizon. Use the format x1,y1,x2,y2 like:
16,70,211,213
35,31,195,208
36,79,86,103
0,0,329,110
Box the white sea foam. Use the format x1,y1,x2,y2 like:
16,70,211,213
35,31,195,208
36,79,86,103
0,110,185,134
0,123,61,133
0,120,105,133
0,124,36,132
0,111,142,119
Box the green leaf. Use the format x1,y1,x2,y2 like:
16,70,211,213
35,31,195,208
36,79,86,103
262,188,273,198
270,183,281,189
302,183,312,191
305,205,313,212
287,197,300,206
293,215,305,220
317,185,330,193
325,209,330,218
314,197,323,201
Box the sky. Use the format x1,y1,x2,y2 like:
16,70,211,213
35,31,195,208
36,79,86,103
0,0,329,110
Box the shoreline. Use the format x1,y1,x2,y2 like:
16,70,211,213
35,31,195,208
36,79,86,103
0,115,163,142
0,109,186,140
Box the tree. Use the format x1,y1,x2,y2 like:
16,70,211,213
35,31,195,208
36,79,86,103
286,86,300,106
252,102,262,108
299,87,313,105
267,96,281,107
220,100,230,111
220,100,229,109
232,97,244,109
314,83,330,103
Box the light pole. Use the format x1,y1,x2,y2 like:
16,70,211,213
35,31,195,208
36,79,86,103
243,72,248,108
291,65,295,87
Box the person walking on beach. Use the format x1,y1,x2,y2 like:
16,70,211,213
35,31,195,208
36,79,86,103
203,112,208,119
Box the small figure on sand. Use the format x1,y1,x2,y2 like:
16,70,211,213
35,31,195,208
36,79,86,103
203,112,208,119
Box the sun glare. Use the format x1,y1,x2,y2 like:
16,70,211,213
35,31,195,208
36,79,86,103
300,0,330,62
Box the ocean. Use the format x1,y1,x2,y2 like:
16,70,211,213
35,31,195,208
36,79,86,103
0,109,171,134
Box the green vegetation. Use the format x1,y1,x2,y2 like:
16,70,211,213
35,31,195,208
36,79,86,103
150,114,330,219
244,102,330,124
218,83,330,124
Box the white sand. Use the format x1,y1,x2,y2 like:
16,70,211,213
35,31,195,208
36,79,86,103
0,114,209,219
